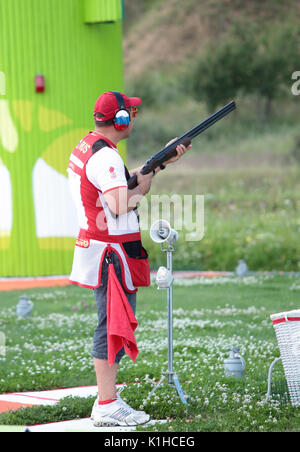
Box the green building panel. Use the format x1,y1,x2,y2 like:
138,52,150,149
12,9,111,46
84,0,123,23
0,0,125,276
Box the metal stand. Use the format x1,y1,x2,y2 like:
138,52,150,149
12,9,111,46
147,240,189,405
266,357,282,401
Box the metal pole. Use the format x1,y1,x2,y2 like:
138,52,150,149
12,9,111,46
146,225,189,405
266,357,282,401
167,250,173,384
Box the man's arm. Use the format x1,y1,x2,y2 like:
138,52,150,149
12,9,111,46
103,171,153,216
128,141,191,189
106,140,188,215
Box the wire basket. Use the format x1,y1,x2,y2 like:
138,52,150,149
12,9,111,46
270,379,290,405
270,310,300,406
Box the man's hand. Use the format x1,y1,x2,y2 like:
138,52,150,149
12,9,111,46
162,138,192,165
129,166,142,177
136,170,153,195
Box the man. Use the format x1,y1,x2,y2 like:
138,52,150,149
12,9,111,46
67,91,190,427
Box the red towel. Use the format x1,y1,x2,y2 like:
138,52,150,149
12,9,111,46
107,262,139,366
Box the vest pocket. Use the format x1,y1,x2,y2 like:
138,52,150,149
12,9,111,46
121,244,151,287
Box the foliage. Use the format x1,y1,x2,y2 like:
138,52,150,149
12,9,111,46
289,134,300,165
192,21,300,115
126,71,185,109
192,21,256,111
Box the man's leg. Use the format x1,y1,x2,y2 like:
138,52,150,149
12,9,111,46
92,252,136,401
91,252,150,426
94,358,118,401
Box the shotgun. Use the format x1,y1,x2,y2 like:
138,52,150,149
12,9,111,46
127,100,236,190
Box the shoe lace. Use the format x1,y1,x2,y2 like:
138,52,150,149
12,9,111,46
117,387,145,413
111,404,137,422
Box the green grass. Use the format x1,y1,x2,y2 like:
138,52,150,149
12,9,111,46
1,277,300,431
137,165,300,272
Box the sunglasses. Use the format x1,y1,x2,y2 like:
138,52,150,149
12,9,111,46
131,106,139,118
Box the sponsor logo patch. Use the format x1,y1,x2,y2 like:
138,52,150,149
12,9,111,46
76,238,90,248
77,140,90,154
109,166,117,179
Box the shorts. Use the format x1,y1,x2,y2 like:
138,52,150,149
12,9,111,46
91,250,137,364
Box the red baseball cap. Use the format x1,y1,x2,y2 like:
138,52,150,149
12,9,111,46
94,91,142,121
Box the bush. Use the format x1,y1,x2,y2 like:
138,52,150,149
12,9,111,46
126,71,186,108
289,134,300,165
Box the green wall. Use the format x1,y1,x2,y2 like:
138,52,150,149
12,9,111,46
0,0,125,276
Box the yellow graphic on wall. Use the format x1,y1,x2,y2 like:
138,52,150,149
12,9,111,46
0,72,87,275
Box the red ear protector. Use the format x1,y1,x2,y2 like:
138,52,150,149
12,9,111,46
111,91,131,131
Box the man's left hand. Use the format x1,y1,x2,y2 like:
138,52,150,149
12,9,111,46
163,138,192,165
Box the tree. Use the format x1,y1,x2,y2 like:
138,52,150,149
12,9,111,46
249,24,300,118
192,21,300,118
192,21,257,111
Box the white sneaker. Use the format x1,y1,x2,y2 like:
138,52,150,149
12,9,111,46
91,398,151,427
90,389,147,421
116,393,146,413
90,397,99,422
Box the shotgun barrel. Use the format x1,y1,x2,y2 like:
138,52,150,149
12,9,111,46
128,100,236,190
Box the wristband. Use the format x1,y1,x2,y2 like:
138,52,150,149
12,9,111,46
160,164,166,170
152,169,155,176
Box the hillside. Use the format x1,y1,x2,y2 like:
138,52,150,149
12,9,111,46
123,0,300,81
122,0,300,169
121,1,300,274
